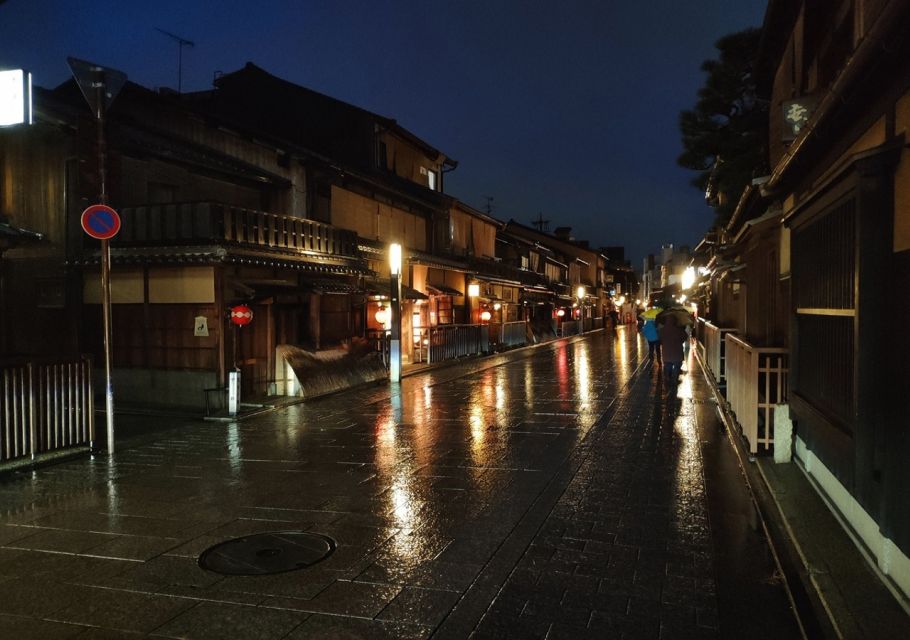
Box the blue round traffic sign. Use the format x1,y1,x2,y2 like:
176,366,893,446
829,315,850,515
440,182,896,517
81,204,121,240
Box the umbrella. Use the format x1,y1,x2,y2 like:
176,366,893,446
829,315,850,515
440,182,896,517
657,306,694,326
641,307,661,320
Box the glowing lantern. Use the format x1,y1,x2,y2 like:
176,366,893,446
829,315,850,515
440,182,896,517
493,302,501,311
374,307,387,324
480,310,492,322
556,309,566,318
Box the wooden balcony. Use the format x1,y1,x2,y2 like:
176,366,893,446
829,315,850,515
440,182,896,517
114,202,359,259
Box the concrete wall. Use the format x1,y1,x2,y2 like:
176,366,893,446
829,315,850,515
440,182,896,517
107,368,218,412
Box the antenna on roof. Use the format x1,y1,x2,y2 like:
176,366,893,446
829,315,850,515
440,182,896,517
532,212,550,232
156,27,195,93
484,196,494,215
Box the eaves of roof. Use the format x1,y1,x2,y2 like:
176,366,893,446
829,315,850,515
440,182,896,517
70,245,372,275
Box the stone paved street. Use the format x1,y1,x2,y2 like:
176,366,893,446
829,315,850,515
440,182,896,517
0,327,800,638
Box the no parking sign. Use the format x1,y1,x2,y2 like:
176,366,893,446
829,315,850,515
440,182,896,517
80,204,121,240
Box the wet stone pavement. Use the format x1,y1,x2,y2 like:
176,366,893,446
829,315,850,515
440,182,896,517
0,327,799,639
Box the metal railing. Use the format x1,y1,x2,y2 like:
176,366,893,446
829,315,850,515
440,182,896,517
725,334,788,455
702,321,737,386
367,330,392,369
1,356,94,466
428,324,489,363
412,327,429,364
489,321,528,349
116,202,360,258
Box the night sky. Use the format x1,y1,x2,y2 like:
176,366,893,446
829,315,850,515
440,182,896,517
0,0,765,268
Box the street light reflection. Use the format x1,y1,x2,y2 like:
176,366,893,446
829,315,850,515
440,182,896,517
575,345,591,405
226,422,243,477
614,329,630,385
524,359,535,403
556,344,570,400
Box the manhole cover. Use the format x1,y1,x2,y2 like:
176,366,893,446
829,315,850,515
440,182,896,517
199,532,335,575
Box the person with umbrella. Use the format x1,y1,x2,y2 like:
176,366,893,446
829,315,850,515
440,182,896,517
640,306,662,362
658,313,689,386
657,304,694,386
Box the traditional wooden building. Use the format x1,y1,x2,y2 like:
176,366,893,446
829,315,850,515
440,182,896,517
1,79,379,409
758,0,910,600
701,187,789,348
503,221,610,333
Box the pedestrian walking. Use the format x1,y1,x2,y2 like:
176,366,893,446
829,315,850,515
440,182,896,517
658,314,688,386
609,302,620,331
640,308,661,362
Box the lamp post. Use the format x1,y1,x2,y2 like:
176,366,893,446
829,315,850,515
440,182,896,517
389,243,402,382
576,285,585,335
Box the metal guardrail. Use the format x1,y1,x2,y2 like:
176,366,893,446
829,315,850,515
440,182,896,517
428,324,489,363
367,330,392,369
724,334,788,455
490,321,528,349
1,356,94,465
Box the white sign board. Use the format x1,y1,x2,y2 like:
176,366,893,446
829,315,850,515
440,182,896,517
0,70,32,127
194,316,209,337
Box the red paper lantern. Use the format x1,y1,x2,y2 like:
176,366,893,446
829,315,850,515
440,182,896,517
230,304,253,326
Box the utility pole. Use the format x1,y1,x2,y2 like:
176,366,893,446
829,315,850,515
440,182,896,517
156,28,195,93
68,57,127,454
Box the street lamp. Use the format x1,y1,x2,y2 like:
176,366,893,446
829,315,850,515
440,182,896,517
576,285,585,335
682,266,696,290
389,243,402,382
0,69,33,127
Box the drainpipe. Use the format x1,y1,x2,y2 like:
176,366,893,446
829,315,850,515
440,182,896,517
762,0,910,196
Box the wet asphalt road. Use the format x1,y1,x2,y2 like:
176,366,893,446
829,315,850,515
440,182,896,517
0,327,800,639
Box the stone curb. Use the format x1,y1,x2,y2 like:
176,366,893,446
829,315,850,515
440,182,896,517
693,347,827,639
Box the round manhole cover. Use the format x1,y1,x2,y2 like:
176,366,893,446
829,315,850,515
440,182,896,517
199,532,335,576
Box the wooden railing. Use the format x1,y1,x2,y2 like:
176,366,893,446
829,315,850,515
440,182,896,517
702,321,737,386
116,202,359,258
1,356,94,466
725,334,788,455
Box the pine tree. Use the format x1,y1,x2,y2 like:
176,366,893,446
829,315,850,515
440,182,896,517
678,28,767,225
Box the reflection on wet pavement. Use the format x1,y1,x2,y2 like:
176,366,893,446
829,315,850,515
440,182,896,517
0,328,797,638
